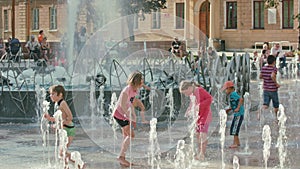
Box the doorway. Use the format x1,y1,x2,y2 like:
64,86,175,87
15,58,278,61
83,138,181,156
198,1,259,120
199,1,210,38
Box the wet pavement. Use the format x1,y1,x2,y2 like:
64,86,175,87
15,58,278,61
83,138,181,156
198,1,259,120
1,77,300,169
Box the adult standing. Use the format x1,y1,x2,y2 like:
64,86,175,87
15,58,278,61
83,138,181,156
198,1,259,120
38,30,44,44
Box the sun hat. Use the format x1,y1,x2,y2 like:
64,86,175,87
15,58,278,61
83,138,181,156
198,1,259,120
221,81,234,90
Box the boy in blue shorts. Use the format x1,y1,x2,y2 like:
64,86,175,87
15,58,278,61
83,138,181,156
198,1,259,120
259,55,280,117
222,81,244,148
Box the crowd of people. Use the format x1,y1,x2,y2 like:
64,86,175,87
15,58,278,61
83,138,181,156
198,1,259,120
0,29,74,67
252,42,294,72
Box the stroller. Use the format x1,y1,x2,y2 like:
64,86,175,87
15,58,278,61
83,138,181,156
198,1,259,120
8,38,22,62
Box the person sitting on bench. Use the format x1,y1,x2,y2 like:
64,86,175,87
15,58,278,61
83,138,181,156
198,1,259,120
170,37,183,58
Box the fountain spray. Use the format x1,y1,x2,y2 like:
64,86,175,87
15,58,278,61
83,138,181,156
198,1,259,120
219,109,227,169
262,125,271,169
148,118,161,169
41,99,50,166
174,140,186,169
90,79,96,129
166,87,174,146
276,104,287,169
232,155,240,169
239,92,252,155
109,92,118,153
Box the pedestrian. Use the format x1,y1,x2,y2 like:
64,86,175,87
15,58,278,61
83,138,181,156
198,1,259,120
222,81,244,148
179,80,213,160
259,55,280,118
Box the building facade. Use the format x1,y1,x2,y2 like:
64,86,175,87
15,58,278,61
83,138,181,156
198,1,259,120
1,0,299,51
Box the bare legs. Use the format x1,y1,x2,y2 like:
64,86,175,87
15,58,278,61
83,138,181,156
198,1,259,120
258,105,278,120
196,132,208,160
118,125,135,167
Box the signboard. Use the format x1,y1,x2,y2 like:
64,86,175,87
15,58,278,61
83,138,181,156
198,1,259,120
268,8,276,24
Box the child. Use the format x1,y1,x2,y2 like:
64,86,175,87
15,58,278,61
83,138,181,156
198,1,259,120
113,71,145,167
259,55,280,117
44,85,76,161
179,80,213,160
222,81,244,148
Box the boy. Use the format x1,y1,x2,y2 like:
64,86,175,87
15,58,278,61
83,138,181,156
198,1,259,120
259,55,280,117
222,81,244,148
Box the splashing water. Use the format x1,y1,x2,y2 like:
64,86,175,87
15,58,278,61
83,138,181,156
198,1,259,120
233,155,240,169
90,79,96,129
258,81,264,128
36,87,47,121
59,129,69,169
66,0,81,73
166,87,174,146
149,82,155,117
236,92,252,155
219,109,227,169
148,118,161,169
70,151,85,169
276,104,287,169
98,85,105,139
174,140,186,169
184,94,198,166
109,92,119,152
262,125,271,169
40,99,50,166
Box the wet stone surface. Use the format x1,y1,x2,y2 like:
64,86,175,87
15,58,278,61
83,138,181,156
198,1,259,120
0,79,300,169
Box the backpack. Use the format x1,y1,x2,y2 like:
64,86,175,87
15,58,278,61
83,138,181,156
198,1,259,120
10,38,21,55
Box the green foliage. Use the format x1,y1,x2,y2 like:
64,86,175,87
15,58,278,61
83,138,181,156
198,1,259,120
118,0,167,18
264,0,280,9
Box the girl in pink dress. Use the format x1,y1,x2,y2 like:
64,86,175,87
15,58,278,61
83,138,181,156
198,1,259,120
179,80,213,160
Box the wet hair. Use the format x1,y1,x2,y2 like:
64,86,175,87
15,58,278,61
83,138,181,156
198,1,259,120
49,85,66,99
267,55,276,64
127,71,143,88
179,80,200,93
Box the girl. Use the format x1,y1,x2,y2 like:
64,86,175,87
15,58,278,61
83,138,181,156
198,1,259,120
179,80,213,160
113,71,145,167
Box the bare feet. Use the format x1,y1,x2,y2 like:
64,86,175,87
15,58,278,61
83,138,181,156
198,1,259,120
142,120,149,124
229,144,240,149
194,154,205,161
117,156,130,167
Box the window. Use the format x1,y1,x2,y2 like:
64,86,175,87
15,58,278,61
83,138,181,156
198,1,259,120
282,0,294,29
152,9,161,29
226,1,237,29
176,3,184,29
32,8,39,30
134,14,138,29
253,1,264,29
4,10,9,31
49,7,57,30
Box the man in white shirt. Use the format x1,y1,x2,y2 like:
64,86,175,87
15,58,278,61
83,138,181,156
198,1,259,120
25,35,41,61
270,42,286,69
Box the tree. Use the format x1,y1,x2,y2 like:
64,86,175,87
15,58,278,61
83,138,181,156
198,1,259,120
117,0,167,41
